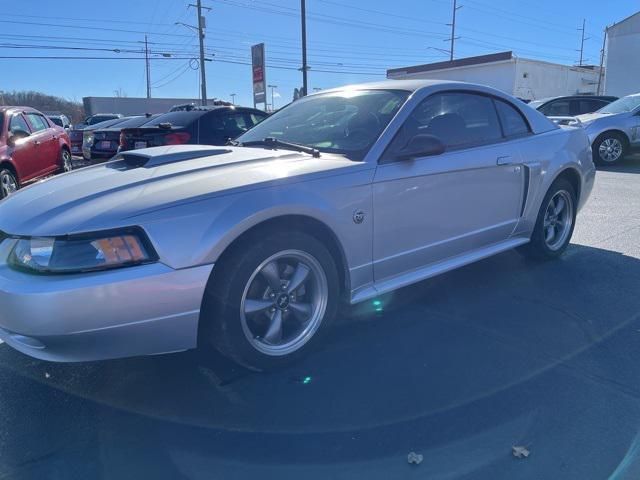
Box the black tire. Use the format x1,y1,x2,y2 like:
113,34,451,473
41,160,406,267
0,168,18,199
519,177,577,260
593,131,627,166
201,230,340,371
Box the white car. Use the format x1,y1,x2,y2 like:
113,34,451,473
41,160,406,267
0,80,595,370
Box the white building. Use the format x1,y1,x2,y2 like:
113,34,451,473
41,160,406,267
604,11,640,97
387,51,602,101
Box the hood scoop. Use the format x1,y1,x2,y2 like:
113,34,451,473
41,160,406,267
116,145,232,168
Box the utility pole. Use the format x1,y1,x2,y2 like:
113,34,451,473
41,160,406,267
300,0,308,96
144,35,151,98
268,84,278,111
578,19,588,66
230,93,237,104
447,0,462,61
597,27,608,95
188,0,211,105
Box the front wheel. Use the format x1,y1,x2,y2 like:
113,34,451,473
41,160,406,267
519,178,576,260
593,132,626,165
60,148,73,172
201,230,339,371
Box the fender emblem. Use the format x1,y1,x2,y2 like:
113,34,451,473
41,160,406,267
353,210,365,224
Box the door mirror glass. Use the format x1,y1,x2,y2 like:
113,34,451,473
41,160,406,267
7,129,30,146
396,134,445,160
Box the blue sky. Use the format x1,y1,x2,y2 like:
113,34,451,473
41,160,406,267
2,0,638,108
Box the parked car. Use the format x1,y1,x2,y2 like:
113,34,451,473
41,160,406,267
119,106,268,151
69,117,133,157
47,114,72,131
83,115,158,161
0,80,594,370
529,95,618,118
0,106,72,198
566,93,640,165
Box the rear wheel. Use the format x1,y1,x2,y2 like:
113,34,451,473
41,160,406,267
60,148,73,172
201,230,339,371
0,168,18,199
593,132,627,165
519,178,576,260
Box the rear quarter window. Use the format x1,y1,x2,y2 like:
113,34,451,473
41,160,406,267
494,99,531,138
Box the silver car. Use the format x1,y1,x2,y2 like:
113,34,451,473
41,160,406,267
573,93,640,165
0,80,595,370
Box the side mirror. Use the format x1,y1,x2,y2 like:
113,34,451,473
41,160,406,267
396,134,445,160
7,129,30,147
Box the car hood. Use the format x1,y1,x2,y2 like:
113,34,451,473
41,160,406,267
575,112,618,126
0,145,363,236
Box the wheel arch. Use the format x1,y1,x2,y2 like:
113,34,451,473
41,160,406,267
210,214,351,298
593,129,630,149
552,166,582,203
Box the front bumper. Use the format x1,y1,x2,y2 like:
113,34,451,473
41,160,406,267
0,249,214,362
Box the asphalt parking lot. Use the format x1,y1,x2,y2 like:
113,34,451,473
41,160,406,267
2,158,640,479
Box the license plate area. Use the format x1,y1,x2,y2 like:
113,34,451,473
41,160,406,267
134,141,147,149
100,141,111,149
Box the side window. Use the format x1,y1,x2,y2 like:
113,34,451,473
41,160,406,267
494,99,530,138
389,91,503,154
540,100,571,116
220,113,249,138
25,113,49,132
9,114,31,134
248,113,267,126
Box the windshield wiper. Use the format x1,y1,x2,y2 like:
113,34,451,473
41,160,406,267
237,137,321,157
226,139,241,146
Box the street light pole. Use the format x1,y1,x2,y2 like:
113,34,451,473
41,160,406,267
196,0,207,105
268,84,278,111
300,0,308,96
144,35,151,99
230,93,237,104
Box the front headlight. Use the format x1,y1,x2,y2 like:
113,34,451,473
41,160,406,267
84,133,94,147
8,228,157,274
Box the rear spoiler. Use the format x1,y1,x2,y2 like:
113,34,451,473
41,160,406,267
548,116,582,127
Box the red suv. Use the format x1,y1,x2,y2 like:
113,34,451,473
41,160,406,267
0,106,72,199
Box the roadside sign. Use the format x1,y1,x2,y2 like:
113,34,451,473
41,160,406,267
251,43,266,107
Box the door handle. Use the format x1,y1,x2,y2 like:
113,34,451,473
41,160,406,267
34,140,41,146
497,155,515,165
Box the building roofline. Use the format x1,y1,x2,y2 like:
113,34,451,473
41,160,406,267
387,51,513,76
609,10,640,30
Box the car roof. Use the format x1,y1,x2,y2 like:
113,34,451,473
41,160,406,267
316,79,460,95
0,106,44,115
531,95,617,104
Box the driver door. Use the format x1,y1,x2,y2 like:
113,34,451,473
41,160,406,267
372,91,526,283
7,113,40,182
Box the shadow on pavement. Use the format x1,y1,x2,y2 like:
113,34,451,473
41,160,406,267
1,243,640,479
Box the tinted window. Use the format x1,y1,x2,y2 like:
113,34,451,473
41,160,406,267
9,114,31,134
391,92,502,152
494,99,530,137
539,99,571,116
26,113,49,132
99,115,152,129
580,99,608,114
49,117,64,127
144,111,200,128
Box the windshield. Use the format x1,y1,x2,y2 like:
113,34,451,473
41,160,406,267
236,89,410,160
598,95,640,114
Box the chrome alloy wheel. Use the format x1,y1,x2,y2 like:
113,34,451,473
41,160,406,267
62,149,73,172
0,171,17,197
240,249,328,356
543,190,573,251
599,137,623,163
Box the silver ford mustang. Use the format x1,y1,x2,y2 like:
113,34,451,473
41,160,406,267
0,80,595,370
